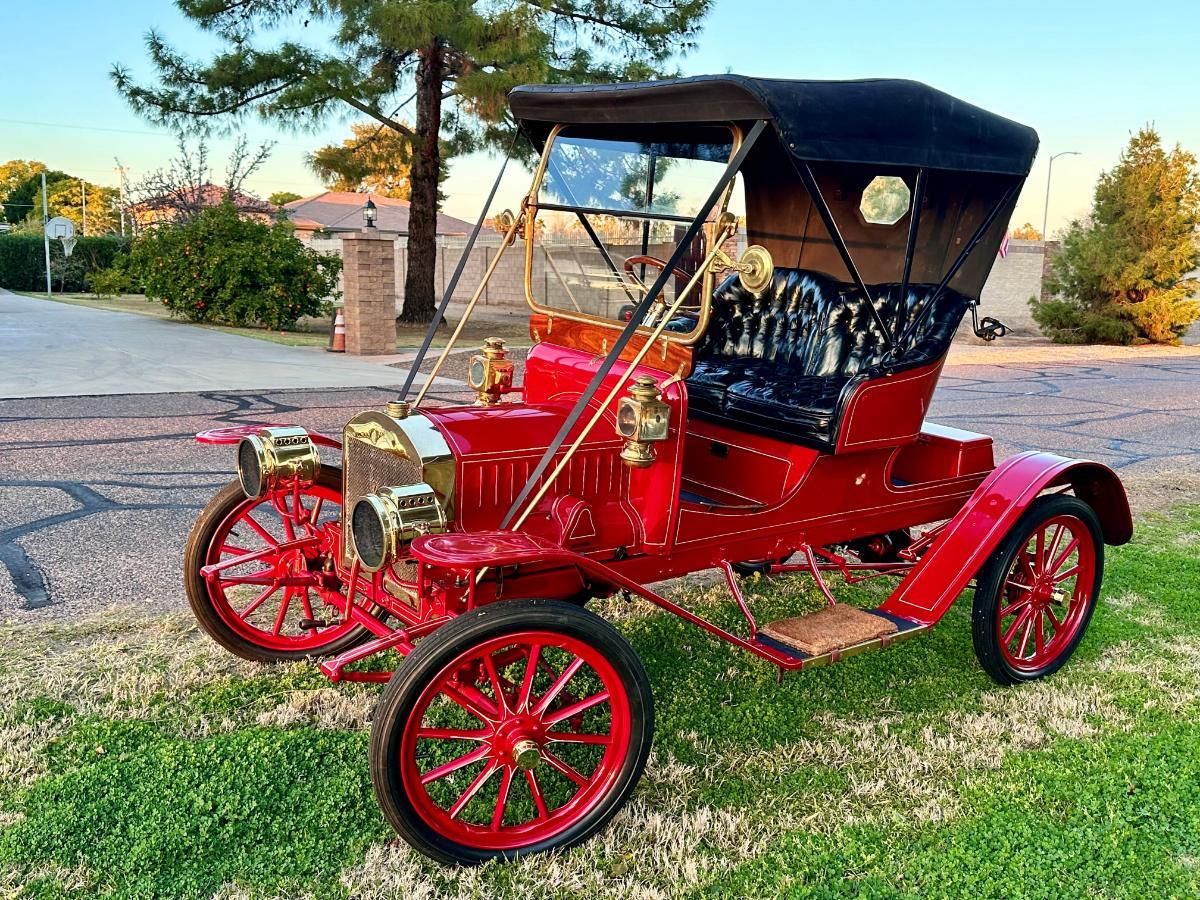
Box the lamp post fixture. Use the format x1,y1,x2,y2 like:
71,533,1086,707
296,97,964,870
363,196,378,229
1042,151,1080,241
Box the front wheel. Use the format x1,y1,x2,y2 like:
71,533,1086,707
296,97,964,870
971,494,1104,685
183,468,372,662
370,599,654,865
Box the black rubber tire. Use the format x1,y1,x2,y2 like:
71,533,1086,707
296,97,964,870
971,494,1104,686
370,599,654,865
183,468,372,662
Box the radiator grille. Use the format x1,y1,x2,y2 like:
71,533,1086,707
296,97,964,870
342,435,422,584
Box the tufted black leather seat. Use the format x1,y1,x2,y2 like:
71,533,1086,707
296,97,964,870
686,269,970,450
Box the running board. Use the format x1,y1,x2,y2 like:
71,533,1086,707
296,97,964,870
753,609,926,668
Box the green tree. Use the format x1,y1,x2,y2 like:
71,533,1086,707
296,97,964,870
3,167,69,224
310,122,418,199
1033,128,1200,344
0,160,47,206
268,191,303,206
126,201,341,329
45,179,122,235
111,0,713,324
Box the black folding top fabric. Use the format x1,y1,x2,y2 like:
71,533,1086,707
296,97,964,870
509,75,1038,176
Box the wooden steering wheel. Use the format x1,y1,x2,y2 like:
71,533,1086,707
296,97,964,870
622,255,691,290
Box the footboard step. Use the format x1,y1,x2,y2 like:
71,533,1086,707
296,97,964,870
761,605,915,657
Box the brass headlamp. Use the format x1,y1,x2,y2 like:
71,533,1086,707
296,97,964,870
236,426,321,498
350,483,448,573
467,337,515,406
615,376,671,468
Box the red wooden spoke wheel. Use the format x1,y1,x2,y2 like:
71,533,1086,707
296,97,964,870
183,468,371,661
971,494,1104,685
371,600,653,865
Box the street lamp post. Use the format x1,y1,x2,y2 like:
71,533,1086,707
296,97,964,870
1042,151,1080,241
363,196,378,229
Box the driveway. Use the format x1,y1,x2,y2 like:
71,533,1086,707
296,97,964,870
0,289,443,397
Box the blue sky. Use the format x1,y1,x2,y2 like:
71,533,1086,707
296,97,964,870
2,0,1197,233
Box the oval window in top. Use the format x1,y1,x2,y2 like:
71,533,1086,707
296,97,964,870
859,175,911,225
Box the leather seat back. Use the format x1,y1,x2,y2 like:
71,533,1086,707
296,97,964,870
697,269,969,378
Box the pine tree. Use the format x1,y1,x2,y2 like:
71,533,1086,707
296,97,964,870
1033,128,1200,344
111,0,712,323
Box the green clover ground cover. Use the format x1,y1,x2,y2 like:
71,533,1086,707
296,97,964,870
1,504,1198,899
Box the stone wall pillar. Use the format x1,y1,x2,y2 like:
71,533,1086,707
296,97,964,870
341,230,397,355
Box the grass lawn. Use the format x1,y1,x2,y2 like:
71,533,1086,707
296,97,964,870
14,292,532,351
2,503,1199,898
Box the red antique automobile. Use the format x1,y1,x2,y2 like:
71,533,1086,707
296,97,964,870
184,76,1132,865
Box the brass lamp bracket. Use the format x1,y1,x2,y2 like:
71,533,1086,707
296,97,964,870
710,244,775,294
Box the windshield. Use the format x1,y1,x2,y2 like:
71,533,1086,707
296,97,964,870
528,127,743,336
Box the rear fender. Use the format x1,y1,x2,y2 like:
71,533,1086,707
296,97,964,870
881,451,1131,627
195,424,341,449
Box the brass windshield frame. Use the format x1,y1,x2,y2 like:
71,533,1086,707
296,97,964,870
522,122,744,346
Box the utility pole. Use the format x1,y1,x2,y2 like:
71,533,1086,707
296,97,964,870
113,158,129,237
1042,151,1081,240
41,173,51,296
81,179,87,236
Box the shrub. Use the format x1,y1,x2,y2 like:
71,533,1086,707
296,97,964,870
126,202,341,329
1031,128,1200,344
0,233,131,291
87,266,130,298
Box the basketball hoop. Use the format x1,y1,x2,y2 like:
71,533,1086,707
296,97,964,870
60,236,77,258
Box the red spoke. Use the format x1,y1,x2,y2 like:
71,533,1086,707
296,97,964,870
240,514,281,548
1042,524,1065,574
416,727,490,741
1046,606,1063,631
1016,616,1034,658
481,653,510,715
491,766,513,831
518,643,542,713
1002,606,1032,645
220,543,254,555
545,730,612,745
541,747,589,787
1049,535,1080,575
1053,564,1082,584
271,588,292,636
542,690,610,727
525,769,550,819
449,761,499,820
240,583,278,620
420,744,491,786
999,596,1032,618
1033,528,1045,572
1035,611,1045,655
533,656,586,716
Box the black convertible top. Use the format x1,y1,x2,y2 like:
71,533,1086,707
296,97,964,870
509,75,1038,176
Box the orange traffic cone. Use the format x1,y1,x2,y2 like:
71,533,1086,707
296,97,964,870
327,307,346,353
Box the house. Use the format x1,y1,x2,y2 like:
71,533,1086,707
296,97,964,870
130,183,275,230
284,191,473,240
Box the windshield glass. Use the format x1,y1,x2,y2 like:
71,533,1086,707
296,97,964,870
529,127,743,335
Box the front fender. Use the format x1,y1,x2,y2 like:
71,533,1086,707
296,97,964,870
881,451,1131,627
194,424,341,449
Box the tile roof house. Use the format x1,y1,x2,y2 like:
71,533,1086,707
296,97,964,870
284,191,473,237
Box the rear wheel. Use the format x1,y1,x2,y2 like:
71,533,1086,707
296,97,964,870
370,599,653,865
183,468,371,662
971,494,1103,685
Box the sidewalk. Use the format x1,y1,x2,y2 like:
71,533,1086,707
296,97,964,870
0,289,456,398
946,335,1200,367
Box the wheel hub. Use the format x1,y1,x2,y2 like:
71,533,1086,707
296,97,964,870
511,739,541,771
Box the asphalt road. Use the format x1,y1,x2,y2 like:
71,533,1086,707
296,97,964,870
2,352,1198,622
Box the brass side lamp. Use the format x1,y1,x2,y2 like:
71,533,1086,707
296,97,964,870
616,376,671,468
467,337,515,406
